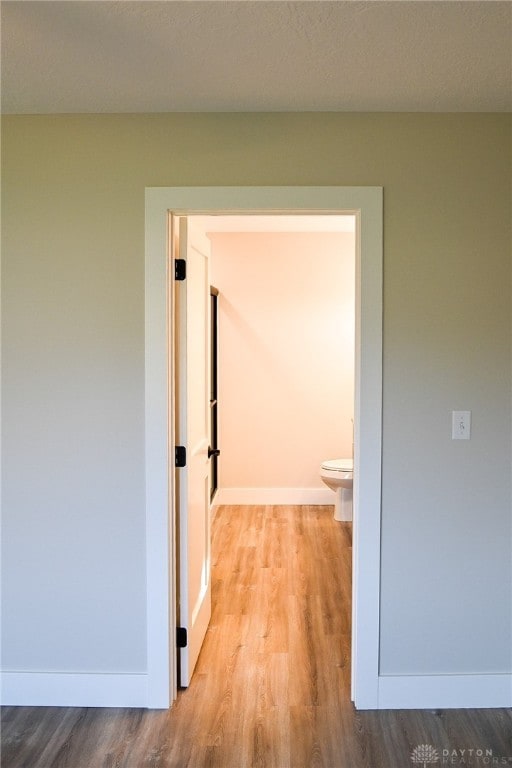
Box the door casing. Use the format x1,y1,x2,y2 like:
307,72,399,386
144,186,383,709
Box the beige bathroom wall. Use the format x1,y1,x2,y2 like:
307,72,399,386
209,231,355,493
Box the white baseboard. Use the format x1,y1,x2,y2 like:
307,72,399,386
3,669,509,712
377,673,512,710
214,487,334,506
0,671,148,708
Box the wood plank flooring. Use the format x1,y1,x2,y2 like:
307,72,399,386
2,504,511,767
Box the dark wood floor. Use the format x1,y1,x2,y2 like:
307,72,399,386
2,505,511,767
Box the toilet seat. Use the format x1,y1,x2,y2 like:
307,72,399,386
320,458,353,522
321,458,353,472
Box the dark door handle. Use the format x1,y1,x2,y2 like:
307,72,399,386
208,446,220,459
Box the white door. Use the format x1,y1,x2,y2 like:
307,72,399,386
175,216,212,687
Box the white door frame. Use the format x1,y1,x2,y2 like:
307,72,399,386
144,186,383,710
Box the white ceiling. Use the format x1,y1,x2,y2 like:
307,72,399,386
2,1,511,114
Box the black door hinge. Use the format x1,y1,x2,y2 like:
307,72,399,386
175,259,186,281
175,445,186,468
177,627,188,648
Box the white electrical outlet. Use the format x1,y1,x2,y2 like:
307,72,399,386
452,410,471,440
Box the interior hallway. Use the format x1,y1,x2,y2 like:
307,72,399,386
2,504,511,767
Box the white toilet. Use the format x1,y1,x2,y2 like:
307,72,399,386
320,458,353,522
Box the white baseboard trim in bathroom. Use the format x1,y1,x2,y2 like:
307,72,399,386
377,673,512,710
214,488,334,506
0,671,148,708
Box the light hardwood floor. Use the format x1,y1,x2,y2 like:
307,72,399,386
2,505,511,767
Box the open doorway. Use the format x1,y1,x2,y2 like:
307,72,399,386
144,186,383,710
175,215,356,689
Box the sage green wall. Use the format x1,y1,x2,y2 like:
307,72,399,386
2,114,511,675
